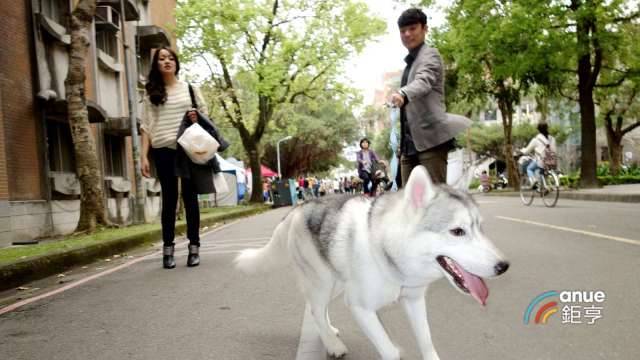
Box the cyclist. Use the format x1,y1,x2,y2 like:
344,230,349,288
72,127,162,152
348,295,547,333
520,122,556,187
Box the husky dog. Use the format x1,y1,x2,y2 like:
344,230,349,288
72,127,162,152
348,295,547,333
235,166,509,360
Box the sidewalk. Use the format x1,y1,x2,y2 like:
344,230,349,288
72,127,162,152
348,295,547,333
482,183,640,203
0,205,271,292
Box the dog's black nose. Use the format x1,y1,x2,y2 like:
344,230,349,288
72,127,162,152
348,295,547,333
494,261,510,275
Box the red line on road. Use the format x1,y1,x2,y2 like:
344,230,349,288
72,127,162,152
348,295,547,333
0,252,154,316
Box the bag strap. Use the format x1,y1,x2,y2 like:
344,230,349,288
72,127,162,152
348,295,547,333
536,136,550,148
188,83,198,109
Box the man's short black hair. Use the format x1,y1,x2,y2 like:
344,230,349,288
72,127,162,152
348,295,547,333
398,8,427,28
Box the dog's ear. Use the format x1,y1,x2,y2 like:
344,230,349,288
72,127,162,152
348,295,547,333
451,166,475,193
404,165,436,208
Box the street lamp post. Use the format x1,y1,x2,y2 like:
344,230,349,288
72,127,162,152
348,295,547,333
277,135,293,179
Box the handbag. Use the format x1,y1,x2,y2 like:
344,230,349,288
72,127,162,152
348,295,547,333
177,122,219,165
188,84,230,152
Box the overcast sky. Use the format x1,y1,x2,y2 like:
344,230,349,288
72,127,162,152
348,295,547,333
343,0,451,105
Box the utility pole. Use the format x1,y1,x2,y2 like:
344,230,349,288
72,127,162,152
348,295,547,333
120,0,146,223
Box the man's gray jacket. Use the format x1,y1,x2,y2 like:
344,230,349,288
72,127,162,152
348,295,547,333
400,44,470,152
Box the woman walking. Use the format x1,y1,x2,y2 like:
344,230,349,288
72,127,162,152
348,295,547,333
356,138,382,196
140,47,208,269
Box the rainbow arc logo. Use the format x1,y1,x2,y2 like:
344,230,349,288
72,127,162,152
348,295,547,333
524,291,559,325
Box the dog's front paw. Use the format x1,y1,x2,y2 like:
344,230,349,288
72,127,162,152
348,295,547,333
326,340,348,359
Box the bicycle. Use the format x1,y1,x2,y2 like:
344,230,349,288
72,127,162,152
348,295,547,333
518,156,560,207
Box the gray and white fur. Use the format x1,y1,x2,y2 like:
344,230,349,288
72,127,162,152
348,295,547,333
235,166,509,360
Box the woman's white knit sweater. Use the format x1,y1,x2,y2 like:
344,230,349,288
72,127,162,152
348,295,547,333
141,81,208,149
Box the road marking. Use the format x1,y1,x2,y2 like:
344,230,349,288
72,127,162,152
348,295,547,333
0,220,239,316
476,200,496,204
496,216,640,246
211,237,271,243
295,305,326,360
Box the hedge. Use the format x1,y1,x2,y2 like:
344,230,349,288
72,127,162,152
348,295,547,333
560,175,640,188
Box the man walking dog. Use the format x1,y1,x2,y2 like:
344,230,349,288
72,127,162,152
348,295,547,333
390,8,470,185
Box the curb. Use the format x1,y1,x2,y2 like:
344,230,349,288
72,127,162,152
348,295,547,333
0,206,271,292
479,191,640,203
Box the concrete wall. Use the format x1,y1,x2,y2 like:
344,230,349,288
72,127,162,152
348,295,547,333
0,195,162,247
149,0,177,47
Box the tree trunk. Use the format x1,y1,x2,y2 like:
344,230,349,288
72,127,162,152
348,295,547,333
498,99,519,190
66,0,109,232
248,148,264,203
535,94,549,123
605,124,623,176
576,10,599,188
577,77,598,187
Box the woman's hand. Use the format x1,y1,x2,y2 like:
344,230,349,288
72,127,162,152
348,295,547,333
188,110,198,123
142,156,151,178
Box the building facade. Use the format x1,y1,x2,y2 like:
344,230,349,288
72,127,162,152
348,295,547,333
0,0,177,246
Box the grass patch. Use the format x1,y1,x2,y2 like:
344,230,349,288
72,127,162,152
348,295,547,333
0,205,265,267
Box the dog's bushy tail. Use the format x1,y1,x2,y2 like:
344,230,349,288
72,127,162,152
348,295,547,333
234,212,292,274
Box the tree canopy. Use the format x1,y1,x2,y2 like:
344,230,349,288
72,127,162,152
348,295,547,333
177,0,385,201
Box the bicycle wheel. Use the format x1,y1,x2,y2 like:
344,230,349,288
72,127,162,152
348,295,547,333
519,175,534,206
541,171,560,207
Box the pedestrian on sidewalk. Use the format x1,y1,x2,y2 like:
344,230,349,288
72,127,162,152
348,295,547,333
140,47,208,269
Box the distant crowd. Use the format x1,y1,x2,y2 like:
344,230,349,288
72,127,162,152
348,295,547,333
261,175,365,202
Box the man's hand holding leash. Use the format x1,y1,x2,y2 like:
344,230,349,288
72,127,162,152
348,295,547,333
390,92,405,108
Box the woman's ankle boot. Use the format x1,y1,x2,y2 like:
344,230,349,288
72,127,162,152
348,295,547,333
187,244,200,267
163,245,176,269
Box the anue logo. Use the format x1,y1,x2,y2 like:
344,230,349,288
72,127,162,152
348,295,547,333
524,290,606,325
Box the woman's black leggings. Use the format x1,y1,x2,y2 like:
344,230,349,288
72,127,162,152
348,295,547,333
153,148,200,247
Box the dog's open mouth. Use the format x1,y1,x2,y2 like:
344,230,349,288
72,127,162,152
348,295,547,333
436,255,489,306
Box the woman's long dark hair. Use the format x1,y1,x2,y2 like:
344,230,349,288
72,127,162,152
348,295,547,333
145,47,180,106
537,122,549,139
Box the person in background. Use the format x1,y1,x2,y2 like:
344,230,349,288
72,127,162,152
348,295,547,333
520,122,557,185
356,138,382,196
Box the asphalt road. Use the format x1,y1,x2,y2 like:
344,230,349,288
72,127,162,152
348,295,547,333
1,196,639,360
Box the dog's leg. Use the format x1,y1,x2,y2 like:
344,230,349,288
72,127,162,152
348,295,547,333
326,281,344,337
296,269,347,356
326,310,339,337
400,288,440,360
350,305,400,360
307,290,348,358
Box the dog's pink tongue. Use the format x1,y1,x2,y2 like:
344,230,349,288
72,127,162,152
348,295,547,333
459,267,489,306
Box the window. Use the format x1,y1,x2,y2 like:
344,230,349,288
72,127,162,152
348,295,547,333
95,6,120,59
96,30,119,59
104,135,126,177
601,146,609,162
484,109,497,121
137,51,151,82
47,121,76,173
41,0,69,26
